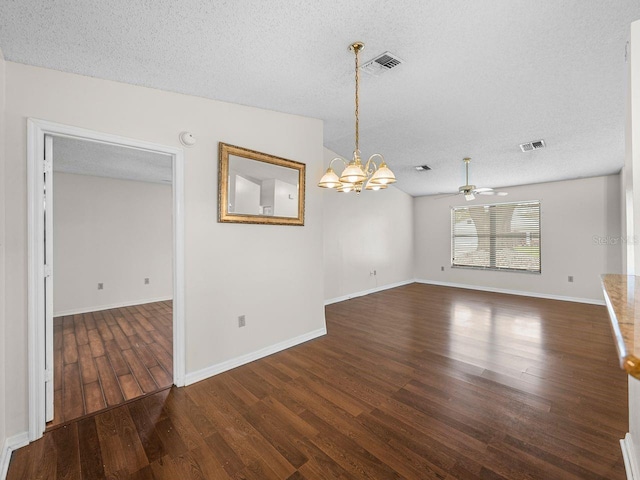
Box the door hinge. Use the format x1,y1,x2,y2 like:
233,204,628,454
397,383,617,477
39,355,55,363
43,160,52,174
44,265,51,278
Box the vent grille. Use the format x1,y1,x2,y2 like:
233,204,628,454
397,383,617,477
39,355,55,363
375,54,401,69
361,51,403,76
415,165,431,171
519,139,546,152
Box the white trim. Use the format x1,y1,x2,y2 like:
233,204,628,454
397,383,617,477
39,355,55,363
27,119,46,441
27,118,186,441
43,135,54,422
414,279,605,306
172,140,186,388
0,432,29,480
53,296,174,317
621,433,640,480
324,279,415,306
185,327,327,386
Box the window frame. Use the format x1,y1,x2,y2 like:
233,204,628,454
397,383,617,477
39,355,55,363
450,200,541,274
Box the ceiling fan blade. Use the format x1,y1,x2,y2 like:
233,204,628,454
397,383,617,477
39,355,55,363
477,190,496,195
495,192,508,196
474,187,494,193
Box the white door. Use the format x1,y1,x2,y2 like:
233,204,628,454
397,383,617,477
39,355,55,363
44,134,54,422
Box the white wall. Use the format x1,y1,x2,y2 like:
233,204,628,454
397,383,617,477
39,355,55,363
53,173,173,315
262,178,298,217
232,173,260,214
4,62,326,439
322,147,415,302
414,175,622,303
0,46,7,472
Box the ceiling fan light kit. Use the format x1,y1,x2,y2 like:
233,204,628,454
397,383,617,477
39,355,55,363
317,42,396,195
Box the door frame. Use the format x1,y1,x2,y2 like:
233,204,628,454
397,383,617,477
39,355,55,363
27,118,186,441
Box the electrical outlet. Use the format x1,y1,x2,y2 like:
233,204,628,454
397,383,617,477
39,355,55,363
568,276,574,283
238,315,246,328
144,277,150,285
373,270,377,276
441,266,445,271
97,283,104,290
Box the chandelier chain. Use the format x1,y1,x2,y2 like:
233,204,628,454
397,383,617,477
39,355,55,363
354,44,360,154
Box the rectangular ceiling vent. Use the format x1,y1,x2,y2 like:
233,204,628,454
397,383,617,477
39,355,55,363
519,139,546,152
361,51,403,76
415,165,431,171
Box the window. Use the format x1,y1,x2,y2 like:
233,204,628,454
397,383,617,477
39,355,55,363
451,201,540,273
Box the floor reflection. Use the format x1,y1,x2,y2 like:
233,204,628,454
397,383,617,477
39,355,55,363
451,303,541,339
448,301,543,370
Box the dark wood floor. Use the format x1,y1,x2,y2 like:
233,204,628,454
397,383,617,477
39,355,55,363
9,284,628,479
48,301,173,427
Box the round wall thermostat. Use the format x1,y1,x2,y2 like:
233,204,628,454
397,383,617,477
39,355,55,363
179,131,196,147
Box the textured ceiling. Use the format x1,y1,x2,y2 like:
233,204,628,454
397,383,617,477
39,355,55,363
53,136,172,184
2,1,639,196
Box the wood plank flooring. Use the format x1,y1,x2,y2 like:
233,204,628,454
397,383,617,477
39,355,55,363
10,284,628,479
48,301,173,427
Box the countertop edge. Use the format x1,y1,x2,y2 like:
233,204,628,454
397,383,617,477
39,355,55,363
601,274,629,371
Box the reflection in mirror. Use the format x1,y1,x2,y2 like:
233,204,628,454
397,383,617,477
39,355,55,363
228,155,299,217
218,143,305,225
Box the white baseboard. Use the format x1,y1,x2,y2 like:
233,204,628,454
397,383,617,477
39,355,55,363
414,279,605,306
0,432,29,480
621,433,639,480
53,296,173,317
185,327,327,386
324,279,415,306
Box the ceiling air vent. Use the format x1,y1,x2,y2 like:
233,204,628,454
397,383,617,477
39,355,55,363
415,165,431,171
519,139,546,152
361,51,403,76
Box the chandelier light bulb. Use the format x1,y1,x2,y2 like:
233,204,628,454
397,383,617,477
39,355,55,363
318,167,341,188
368,161,397,185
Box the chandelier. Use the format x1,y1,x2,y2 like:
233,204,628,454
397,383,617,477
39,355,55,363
318,42,396,194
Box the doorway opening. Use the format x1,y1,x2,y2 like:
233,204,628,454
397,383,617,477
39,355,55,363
49,136,175,426
27,119,185,440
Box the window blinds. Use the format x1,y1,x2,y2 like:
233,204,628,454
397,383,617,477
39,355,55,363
451,201,540,273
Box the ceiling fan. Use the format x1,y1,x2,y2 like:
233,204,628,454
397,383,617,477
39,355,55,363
457,157,508,201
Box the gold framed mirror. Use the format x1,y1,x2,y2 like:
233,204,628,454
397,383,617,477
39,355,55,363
218,143,306,225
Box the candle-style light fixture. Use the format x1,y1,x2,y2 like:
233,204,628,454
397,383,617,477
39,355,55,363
318,42,396,194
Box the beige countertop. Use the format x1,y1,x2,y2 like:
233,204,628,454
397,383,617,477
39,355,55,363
601,274,640,379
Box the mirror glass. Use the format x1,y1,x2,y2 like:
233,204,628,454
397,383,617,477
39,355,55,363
218,143,305,225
